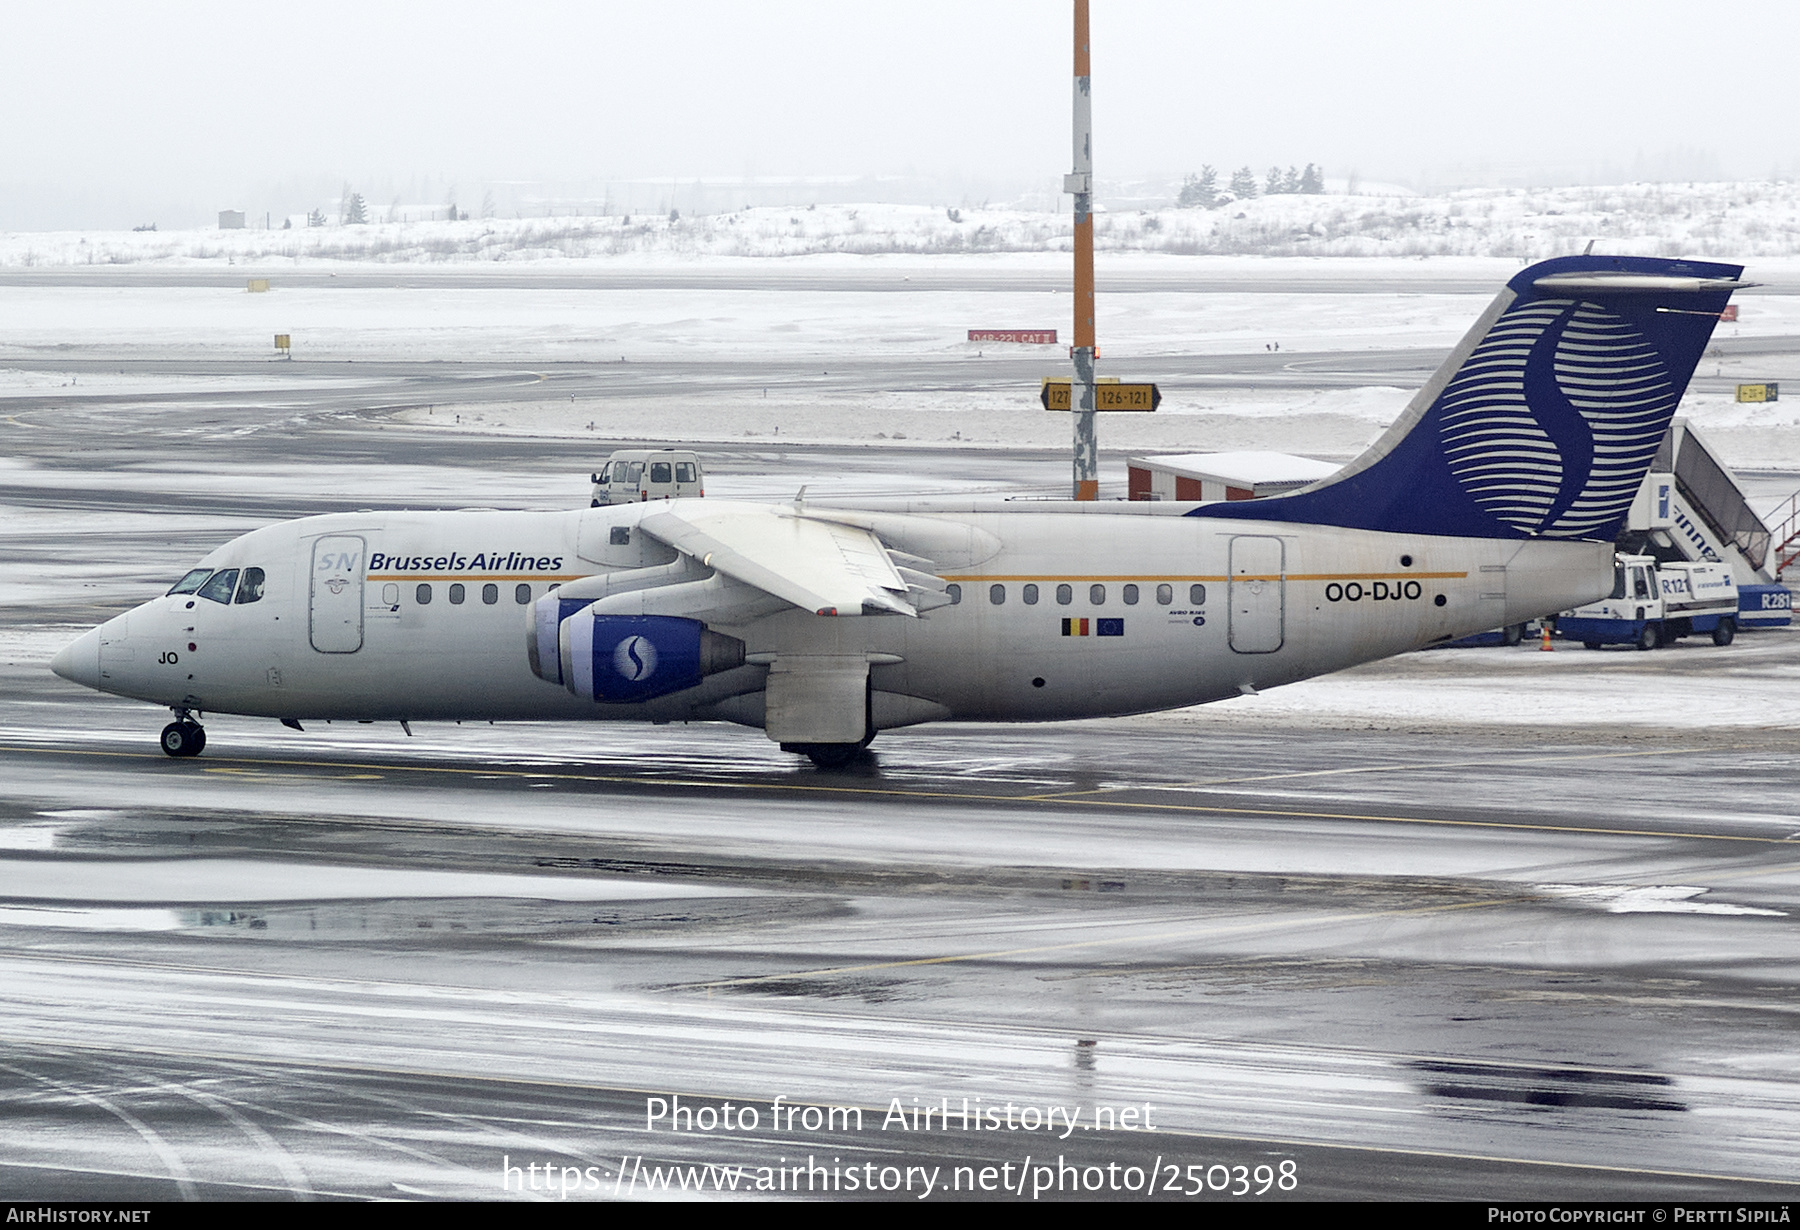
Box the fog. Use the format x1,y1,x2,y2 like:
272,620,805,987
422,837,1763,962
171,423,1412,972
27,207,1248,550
4,1,1797,228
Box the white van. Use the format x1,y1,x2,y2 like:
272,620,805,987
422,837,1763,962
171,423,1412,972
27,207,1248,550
590,449,704,507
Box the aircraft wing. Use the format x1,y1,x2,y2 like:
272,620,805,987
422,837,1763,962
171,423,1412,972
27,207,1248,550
637,503,928,616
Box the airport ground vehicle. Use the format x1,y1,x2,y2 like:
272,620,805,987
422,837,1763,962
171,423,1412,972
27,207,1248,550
50,255,1750,766
590,450,704,506
1556,555,1739,649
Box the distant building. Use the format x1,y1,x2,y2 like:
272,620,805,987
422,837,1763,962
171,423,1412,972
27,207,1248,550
1127,451,1340,502
218,210,246,229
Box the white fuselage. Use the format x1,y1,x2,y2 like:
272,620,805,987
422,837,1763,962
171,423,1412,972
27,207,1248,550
62,500,1611,734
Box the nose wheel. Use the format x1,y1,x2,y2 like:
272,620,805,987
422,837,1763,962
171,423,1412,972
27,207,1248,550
160,719,206,758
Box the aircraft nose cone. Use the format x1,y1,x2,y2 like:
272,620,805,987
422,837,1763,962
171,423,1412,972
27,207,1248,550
50,627,102,690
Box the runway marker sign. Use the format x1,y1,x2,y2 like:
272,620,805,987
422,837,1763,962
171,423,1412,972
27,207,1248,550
1042,378,1160,412
971,329,1058,344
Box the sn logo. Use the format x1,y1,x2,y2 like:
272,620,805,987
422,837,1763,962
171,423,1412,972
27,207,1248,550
318,552,360,572
613,635,659,682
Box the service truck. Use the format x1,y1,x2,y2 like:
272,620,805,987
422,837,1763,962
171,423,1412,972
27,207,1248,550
1557,554,1739,649
590,449,704,507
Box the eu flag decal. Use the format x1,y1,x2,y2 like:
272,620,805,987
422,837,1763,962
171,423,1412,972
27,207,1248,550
1097,618,1124,637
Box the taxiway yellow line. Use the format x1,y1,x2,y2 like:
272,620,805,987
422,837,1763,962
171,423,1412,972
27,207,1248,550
3,742,1796,847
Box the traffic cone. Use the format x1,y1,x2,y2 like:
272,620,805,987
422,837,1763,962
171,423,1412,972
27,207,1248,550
1540,622,1554,651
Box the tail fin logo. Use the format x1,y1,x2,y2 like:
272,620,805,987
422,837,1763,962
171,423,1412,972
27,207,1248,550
1438,298,1677,538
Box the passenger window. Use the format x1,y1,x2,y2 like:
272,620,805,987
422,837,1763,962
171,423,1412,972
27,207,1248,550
382,583,400,605
1156,583,1173,605
989,583,1006,605
1023,583,1039,605
1056,583,1072,605
482,583,499,605
676,463,696,482
234,567,266,604
650,462,673,484
449,583,465,604
946,583,961,605
1089,584,1106,605
1123,583,1138,605
625,463,643,483
515,583,532,604
197,569,240,604
167,568,212,596
1190,583,1207,604
416,583,432,605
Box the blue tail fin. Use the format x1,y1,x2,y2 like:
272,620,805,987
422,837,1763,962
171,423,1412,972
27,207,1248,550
1189,255,1748,540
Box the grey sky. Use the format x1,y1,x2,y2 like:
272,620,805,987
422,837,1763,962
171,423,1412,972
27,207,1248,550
4,1,1796,228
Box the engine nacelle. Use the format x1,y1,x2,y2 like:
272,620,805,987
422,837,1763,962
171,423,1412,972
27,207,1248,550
539,607,744,703
528,597,595,686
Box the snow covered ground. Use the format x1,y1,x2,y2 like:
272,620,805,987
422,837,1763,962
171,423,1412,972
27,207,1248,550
4,254,1799,465
1171,627,1800,735
10,181,1800,264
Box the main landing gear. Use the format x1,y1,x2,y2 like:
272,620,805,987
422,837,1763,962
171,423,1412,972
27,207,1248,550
160,709,206,758
782,734,875,770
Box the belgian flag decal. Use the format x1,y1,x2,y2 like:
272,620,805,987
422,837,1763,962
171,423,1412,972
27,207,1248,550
1062,618,1124,637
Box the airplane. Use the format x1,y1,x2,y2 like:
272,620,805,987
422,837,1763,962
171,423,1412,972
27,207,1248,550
51,254,1746,767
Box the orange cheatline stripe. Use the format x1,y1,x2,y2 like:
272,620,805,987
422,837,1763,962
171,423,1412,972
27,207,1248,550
941,572,1468,583
367,574,585,583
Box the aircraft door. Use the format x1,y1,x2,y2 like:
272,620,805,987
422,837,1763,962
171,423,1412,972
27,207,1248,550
1229,536,1285,654
310,535,365,653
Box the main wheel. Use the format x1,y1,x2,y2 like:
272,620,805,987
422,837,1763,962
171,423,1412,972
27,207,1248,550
1712,618,1737,646
1583,640,1603,650
1636,624,1660,651
160,721,205,758
781,738,871,769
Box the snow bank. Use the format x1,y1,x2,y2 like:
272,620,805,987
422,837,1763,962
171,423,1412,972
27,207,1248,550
11,181,1800,266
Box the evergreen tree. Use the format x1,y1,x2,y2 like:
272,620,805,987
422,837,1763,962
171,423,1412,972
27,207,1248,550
340,186,367,225
1282,165,1301,194
1265,166,1285,196
1300,163,1324,194
1229,166,1259,199
1177,165,1219,209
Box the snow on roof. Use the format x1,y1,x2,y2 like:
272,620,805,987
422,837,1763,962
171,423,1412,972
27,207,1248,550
1130,451,1340,485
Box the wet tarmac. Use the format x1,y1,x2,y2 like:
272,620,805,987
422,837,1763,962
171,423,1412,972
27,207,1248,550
3,275,1800,1202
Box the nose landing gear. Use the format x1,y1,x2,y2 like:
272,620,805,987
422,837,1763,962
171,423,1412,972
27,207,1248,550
160,710,206,758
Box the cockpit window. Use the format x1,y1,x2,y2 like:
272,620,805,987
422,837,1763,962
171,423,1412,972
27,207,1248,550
197,569,240,604
167,569,213,595
234,566,266,604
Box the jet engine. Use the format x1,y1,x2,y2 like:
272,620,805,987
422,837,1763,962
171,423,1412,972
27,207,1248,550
529,594,744,703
